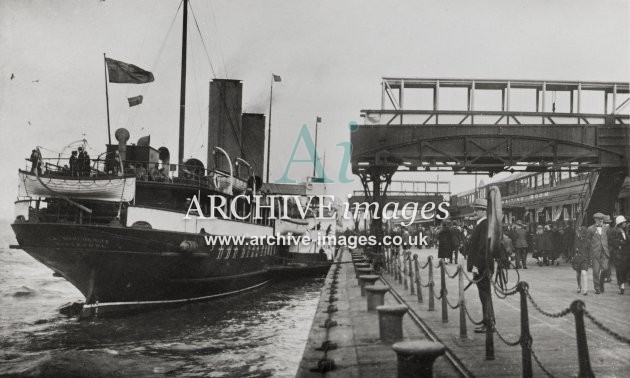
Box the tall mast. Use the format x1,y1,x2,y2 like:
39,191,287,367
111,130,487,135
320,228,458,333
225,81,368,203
178,0,188,166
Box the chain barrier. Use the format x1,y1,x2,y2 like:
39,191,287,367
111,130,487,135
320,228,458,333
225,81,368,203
433,284,442,300
531,346,555,377
445,293,460,309
463,303,485,326
494,325,521,347
492,280,519,299
420,258,431,269
583,310,630,345
525,289,572,319
443,264,460,279
461,269,487,284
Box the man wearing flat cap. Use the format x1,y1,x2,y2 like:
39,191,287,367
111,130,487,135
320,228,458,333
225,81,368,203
586,212,610,294
466,198,494,333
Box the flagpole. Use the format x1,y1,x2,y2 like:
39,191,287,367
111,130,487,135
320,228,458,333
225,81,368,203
312,117,320,177
103,53,112,145
266,76,274,183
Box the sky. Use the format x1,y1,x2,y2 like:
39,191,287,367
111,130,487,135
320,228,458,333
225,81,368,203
0,0,628,221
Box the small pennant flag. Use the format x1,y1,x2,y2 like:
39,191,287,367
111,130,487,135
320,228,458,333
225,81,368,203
127,95,143,107
106,58,154,84
316,116,322,123
272,74,281,82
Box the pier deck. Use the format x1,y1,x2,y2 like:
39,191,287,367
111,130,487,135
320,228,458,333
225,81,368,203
299,247,630,377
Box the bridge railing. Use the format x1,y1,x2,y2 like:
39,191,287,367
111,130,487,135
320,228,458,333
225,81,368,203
360,109,629,127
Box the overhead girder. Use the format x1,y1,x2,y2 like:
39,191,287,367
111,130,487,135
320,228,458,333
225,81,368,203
351,125,628,174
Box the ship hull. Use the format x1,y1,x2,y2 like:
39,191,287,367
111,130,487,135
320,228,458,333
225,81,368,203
11,222,278,317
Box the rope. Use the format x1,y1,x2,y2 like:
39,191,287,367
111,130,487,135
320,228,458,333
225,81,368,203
583,310,630,345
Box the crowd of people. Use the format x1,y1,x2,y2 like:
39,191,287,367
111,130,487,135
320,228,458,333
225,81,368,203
391,208,630,298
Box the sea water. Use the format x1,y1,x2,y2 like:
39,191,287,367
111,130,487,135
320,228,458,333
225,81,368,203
0,228,322,377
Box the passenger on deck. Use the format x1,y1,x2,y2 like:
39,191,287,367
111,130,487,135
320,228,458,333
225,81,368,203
83,150,91,176
136,164,147,180
29,149,42,175
77,147,86,176
150,163,160,181
69,151,78,176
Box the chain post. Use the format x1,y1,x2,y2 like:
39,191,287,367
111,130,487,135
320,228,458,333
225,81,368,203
414,255,423,303
398,251,405,285
440,259,448,322
428,256,435,311
518,282,533,378
571,300,595,378
458,265,467,339
409,254,415,295
403,253,408,290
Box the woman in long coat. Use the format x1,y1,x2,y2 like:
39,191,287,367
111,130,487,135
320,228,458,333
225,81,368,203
573,226,591,295
437,222,454,262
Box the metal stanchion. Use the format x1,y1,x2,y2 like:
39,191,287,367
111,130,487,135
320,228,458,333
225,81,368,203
571,300,595,378
440,259,448,323
414,256,423,303
403,253,409,290
398,255,404,285
409,255,415,295
458,265,467,339
428,256,435,311
518,282,532,378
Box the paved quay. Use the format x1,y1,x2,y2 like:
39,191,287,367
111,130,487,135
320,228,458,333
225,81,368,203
299,247,630,377
298,248,461,377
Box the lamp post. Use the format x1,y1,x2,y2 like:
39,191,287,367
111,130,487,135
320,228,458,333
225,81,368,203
266,74,281,183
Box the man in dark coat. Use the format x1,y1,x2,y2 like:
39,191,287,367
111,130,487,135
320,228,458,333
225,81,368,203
450,221,462,264
466,198,494,333
437,221,453,262
514,221,529,269
586,212,609,294
69,151,78,176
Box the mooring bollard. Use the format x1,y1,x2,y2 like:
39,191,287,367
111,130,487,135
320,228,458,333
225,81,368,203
458,265,467,339
376,304,409,343
517,281,532,377
571,300,595,378
392,340,446,378
356,268,373,283
366,285,390,311
414,256,423,303
440,259,448,323
409,255,415,295
428,257,435,311
358,275,380,296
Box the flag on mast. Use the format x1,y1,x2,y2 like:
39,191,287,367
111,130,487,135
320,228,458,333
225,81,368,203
316,116,322,123
128,95,143,107
105,58,154,84
272,74,281,82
